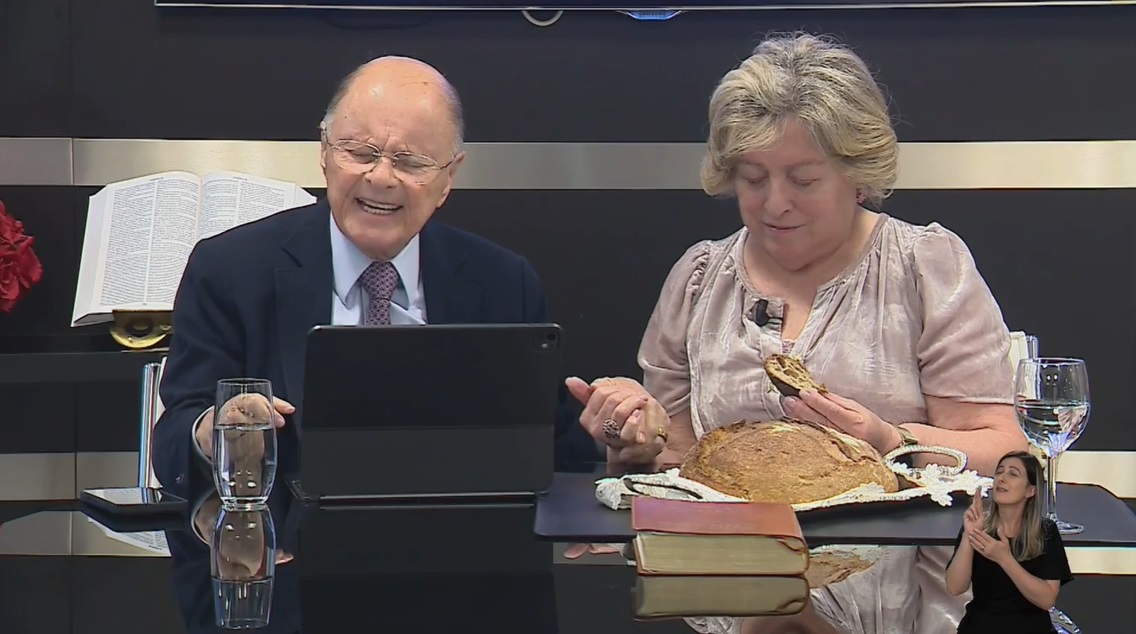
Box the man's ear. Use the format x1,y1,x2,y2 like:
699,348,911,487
435,150,466,209
447,150,466,177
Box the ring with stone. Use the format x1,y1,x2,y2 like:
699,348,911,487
602,418,621,441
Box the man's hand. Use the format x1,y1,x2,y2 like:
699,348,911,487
782,389,902,454
196,494,293,569
565,376,669,465
195,395,294,462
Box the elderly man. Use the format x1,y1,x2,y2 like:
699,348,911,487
152,56,599,493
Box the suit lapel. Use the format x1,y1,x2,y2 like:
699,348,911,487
275,205,333,413
420,222,482,324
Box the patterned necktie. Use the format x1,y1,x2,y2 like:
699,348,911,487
358,261,400,325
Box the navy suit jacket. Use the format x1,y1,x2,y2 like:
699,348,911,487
152,200,598,493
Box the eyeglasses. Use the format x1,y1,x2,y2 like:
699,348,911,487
323,136,456,185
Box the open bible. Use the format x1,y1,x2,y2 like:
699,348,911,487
72,170,317,326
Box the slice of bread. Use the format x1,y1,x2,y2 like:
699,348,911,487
765,354,828,398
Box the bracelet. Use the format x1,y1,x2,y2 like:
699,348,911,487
893,425,919,466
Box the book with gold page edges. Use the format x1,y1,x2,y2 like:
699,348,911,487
631,497,808,576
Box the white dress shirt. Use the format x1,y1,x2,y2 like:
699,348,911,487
328,213,426,325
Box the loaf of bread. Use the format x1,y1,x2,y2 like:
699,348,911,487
678,420,899,505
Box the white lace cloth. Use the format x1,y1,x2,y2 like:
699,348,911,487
595,456,991,512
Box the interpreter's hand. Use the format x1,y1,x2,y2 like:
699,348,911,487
566,376,669,465
963,486,986,535
194,395,294,462
782,389,900,454
969,527,1012,566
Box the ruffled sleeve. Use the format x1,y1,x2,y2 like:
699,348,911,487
912,224,1014,404
638,241,712,416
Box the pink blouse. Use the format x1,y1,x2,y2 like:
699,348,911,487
638,213,1015,439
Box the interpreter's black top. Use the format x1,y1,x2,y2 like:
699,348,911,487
950,518,1074,634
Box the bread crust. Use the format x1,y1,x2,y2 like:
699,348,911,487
678,420,899,505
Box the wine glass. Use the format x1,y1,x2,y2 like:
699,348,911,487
1013,358,1090,535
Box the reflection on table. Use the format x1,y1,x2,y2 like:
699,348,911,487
0,461,1133,634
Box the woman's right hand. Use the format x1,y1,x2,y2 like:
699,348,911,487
565,376,669,465
964,486,986,534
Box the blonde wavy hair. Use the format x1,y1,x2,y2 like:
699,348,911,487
700,32,899,207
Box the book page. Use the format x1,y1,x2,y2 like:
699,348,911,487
73,172,201,325
199,171,316,240
85,517,171,556
144,176,202,305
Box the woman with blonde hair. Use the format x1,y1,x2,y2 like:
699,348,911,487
946,451,1074,633
567,31,1030,633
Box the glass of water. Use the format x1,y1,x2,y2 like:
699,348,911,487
211,505,276,629
1013,358,1090,534
214,378,278,509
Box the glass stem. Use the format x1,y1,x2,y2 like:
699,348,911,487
1046,453,1060,519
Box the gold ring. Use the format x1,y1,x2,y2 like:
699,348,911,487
656,426,668,441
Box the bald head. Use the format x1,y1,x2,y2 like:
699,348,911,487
320,56,464,153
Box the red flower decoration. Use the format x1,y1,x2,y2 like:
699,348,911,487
0,200,44,314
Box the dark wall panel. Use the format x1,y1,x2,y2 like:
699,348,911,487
67,1,1136,141
0,0,71,137
0,385,76,452
75,383,145,452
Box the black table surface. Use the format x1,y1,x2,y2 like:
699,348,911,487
1,467,1135,634
534,472,1136,547
0,490,706,634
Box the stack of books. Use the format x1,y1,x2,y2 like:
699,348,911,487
628,497,811,620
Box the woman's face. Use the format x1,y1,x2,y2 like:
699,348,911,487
992,457,1037,506
733,117,861,273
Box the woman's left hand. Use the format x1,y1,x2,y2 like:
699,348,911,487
969,527,1013,566
783,389,901,454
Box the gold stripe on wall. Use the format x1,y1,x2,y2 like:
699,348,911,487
3,449,1135,500
2,138,1135,190
1068,548,1136,576
897,141,1136,190
1054,450,1136,498
0,137,73,186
